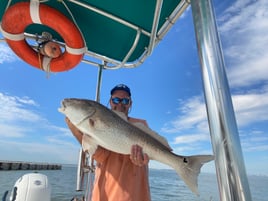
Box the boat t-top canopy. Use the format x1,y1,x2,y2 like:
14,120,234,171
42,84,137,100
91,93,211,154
0,0,189,70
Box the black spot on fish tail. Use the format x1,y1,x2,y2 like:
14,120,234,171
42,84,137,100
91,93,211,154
183,157,188,163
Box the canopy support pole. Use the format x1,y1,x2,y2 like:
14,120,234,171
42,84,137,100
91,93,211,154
190,0,252,200
95,63,104,102
75,63,104,200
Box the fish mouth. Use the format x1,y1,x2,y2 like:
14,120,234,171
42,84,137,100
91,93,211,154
58,100,66,113
58,98,77,113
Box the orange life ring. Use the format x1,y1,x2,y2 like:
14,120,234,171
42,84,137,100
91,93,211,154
1,1,86,72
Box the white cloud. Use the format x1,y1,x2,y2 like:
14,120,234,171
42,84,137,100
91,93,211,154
240,129,268,152
232,87,268,126
218,0,268,87
0,92,80,163
0,93,71,134
0,92,40,123
161,86,268,152
0,43,17,64
162,88,268,131
173,133,210,144
0,124,29,138
161,96,207,133
0,93,44,138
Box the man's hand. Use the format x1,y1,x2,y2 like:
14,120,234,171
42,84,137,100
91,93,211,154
130,144,149,166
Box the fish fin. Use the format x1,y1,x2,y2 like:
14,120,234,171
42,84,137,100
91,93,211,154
112,110,128,121
175,155,214,195
82,134,98,156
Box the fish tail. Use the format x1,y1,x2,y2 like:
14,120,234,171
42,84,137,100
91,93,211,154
174,155,214,196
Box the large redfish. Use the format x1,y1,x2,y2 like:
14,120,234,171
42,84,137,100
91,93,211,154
58,98,214,195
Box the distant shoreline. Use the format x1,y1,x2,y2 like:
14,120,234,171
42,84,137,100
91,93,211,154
0,160,62,171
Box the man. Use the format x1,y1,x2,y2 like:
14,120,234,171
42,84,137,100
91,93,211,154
66,84,151,201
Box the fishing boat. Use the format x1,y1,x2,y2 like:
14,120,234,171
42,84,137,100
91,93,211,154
0,0,252,200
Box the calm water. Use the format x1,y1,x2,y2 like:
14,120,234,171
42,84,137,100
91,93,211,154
0,166,267,201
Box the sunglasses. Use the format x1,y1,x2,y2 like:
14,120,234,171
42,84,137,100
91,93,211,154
111,97,130,105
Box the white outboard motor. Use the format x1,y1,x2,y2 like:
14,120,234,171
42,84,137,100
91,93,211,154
9,173,51,201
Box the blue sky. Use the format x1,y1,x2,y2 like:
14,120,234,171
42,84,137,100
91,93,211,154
0,0,267,175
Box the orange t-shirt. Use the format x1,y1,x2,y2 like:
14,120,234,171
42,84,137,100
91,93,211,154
91,118,151,201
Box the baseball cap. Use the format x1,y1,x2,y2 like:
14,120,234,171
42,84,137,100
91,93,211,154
110,84,131,96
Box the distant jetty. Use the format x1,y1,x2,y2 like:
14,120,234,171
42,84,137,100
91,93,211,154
0,160,61,171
